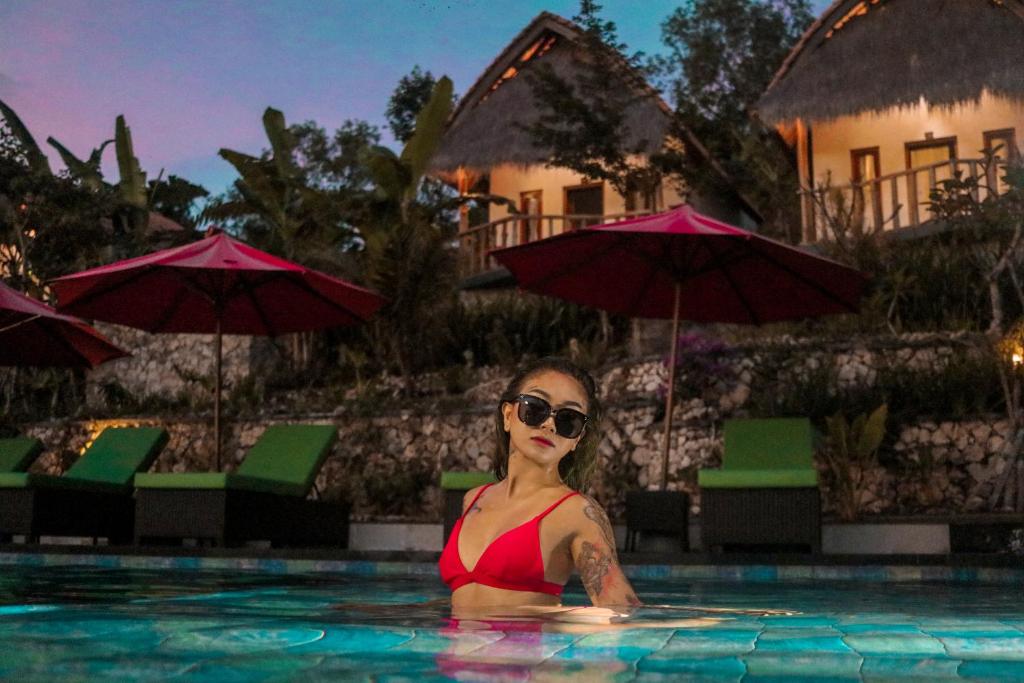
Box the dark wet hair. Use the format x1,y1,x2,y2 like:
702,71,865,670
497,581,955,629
493,357,603,492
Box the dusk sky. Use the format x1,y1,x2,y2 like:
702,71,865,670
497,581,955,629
1,1,832,197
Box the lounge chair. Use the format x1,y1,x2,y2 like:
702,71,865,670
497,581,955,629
133,424,348,547
698,418,821,553
0,437,44,474
0,427,168,544
440,470,496,543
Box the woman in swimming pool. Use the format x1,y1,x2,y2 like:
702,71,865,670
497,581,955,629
439,357,640,617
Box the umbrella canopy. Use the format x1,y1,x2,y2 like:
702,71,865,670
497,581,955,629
51,229,383,335
492,205,868,489
51,229,386,468
0,280,127,368
491,205,866,323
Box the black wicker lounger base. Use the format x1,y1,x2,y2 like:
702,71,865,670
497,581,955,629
133,489,350,548
0,488,135,544
701,487,821,553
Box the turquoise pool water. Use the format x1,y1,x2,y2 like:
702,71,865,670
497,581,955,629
0,565,1023,681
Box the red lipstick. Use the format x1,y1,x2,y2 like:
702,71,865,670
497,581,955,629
531,436,554,447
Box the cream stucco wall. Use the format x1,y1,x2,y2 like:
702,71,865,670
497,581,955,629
808,91,1024,233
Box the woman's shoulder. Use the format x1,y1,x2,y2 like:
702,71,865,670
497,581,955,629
557,490,607,518
558,491,615,534
461,483,494,512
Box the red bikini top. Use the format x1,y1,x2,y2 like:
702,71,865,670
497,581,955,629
439,483,580,596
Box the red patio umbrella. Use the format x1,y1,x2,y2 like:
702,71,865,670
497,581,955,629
52,228,385,468
491,205,869,489
0,280,127,368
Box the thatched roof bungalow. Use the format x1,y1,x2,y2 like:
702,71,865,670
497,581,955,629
758,0,1024,242
431,12,674,174
429,12,756,283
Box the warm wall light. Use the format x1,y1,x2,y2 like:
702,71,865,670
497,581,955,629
78,419,150,455
1013,353,1023,366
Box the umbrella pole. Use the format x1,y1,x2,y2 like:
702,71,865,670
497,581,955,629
660,282,682,491
214,316,222,472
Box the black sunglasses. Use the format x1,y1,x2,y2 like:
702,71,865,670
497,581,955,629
514,394,589,439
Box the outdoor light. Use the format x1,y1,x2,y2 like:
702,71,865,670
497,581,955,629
1014,352,1023,366
79,419,148,455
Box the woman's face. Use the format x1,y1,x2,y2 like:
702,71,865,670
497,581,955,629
501,369,589,475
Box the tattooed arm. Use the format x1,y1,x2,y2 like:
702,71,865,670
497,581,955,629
570,495,641,607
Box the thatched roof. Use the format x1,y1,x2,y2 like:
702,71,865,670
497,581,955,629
758,0,1024,124
430,12,674,173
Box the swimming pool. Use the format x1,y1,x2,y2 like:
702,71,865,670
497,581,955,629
1,563,1022,681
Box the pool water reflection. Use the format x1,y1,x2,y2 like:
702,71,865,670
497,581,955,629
0,566,1022,680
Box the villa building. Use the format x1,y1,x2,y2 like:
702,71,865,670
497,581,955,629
758,0,1024,243
429,12,757,287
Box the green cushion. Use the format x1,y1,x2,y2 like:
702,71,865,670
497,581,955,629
0,472,124,493
0,472,31,488
0,437,43,473
234,425,337,496
440,471,497,490
135,425,336,497
134,472,291,495
698,468,819,488
64,427,168,487
721,418,815,470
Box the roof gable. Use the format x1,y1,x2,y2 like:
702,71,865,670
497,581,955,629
758,0,1024,124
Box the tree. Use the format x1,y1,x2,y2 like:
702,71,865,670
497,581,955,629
207,110,379,272
0,99,134,294
361,77,460,391
658,0,813,240
385,66,443,144
0,141,114,297
292,119,381,193
210,108,317,259
148,175,209,230
0,98,51,175
0,119,26,165
928,151,1024,512
522,1,664,209
0,98,206,260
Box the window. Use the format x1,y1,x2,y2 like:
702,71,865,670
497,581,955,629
984,128,1017,194
564,183,603,230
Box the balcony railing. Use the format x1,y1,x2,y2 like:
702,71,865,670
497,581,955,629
799,157,1011,243
458,210,655,279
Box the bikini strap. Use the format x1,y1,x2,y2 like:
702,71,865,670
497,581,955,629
534,491,579,521
461,483,493,518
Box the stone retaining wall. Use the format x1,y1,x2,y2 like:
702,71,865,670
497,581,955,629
82,323,267,407
24,331,1017,521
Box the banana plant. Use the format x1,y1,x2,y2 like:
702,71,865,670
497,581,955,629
822,404,888,521
45,137,113,191
212,107,307,257
115,116,147,207
363,76,453,222
0,97,52,175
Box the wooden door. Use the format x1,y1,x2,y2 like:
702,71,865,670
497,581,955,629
906,136,957,220
565,183,603,230
519,190,542,244
850,147,881,232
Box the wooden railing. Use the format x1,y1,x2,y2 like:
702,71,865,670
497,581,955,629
458,210,655,279
799,157,1010,243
